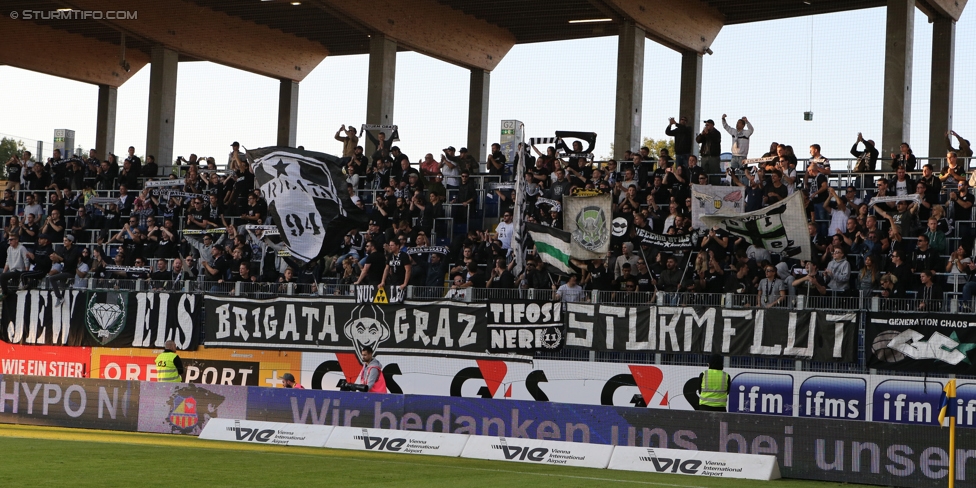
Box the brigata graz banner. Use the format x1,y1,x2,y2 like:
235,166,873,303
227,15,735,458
0,291,201,350
564,304,858,362
867,312,976,374
204,296,490,358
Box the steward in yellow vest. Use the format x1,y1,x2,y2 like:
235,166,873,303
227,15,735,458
155,340,185,382
698,353,730,412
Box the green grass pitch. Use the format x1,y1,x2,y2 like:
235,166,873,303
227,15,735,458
0,424,876,487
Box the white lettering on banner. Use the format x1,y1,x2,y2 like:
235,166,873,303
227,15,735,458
750,310,781,356
131,293,196,349
325,426,469,457
565,303,594,348
215,304,230,339
828,314,855,359
783,313,814,358
722,310,749,353
608,446,781,480
461,435,613,469
200,418,334,448
887,330,969,365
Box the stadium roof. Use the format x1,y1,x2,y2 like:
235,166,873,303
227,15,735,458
1,0,966,85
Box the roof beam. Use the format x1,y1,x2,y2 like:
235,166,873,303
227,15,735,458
311,0,516,71
598,0,725,52
0,15,148,86
62,0,328,81
919,0,967,20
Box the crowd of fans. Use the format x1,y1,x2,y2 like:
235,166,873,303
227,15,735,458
1,120,974,311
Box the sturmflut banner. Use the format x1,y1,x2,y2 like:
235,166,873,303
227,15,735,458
701,191,811,261
204,296,491,358
563,304,857,362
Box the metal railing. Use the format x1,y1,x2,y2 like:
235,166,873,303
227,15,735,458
50,279,973,313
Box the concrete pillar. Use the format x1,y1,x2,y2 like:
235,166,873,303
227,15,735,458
277,79,299,147
679,51,703,157
365,35,397,156
467,69,490,162
95,84,117,160
928,16,955,159
613,21,645,160
881,0,914,168
145,46,178,167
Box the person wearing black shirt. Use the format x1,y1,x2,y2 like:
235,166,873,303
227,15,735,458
0,190,15,216
355,241,386,286
202,244,230,282
486,257,515,289
142,155,158,178
696,120,722,183
186,198,211,230
635,259,654,292
666,116,694,167
763,170,789,206
380,239,411,292
150,259,173,290
20,214,39,248
47,234,81,304
850,133,880,172
21,234,54,289
486,143,507,177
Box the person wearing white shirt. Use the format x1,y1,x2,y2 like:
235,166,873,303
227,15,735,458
495,212,515,251
0,234,31,297
555,275,586,302
722,115,754,171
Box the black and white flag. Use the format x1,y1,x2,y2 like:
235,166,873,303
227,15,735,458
248,146,366,263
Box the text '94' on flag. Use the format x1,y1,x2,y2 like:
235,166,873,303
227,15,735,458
247,146,365,263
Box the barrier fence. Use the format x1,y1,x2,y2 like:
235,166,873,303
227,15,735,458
0,375,971,488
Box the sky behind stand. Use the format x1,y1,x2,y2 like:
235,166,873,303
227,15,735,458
1,6,974,166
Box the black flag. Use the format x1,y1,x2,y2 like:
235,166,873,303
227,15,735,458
247,146,366,262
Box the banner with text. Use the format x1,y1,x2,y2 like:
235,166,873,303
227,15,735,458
866,312,976,374
486,302,564,353
0,291,201,351
563,304,857,362
204,296,489,358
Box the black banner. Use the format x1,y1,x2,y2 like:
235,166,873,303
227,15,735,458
1,291,200,351
486,302,564,353
867,313,976,373
0,376,140,431
633,228,701,250
564,304,857,362
204,296,491,358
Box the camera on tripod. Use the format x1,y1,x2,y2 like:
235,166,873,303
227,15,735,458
337,379,368,392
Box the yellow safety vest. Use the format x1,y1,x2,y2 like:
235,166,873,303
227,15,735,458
699,369,729,407
155,351,183,382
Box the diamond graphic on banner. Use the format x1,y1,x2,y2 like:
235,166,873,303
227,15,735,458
85,293,127,345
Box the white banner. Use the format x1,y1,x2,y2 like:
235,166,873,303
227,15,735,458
563,193,611,260
690,184,746,229
199,418,334,447
868,193,921,206
701,191,811,261
325,426,469,457
145,178,185,188
461,435,614,469
608,446,781,480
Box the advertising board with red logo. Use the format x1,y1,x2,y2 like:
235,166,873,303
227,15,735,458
90,346,303,387
0,343,91,378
